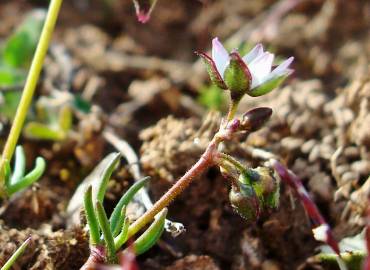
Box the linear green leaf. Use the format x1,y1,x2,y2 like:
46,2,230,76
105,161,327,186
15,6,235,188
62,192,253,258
112,206,126,237
110,176,150,234
96,201,118,263
114,216,129,251
96,152,121,204
7,156,45,196
133,208,167,255
83,186,100,245
10,146,26,185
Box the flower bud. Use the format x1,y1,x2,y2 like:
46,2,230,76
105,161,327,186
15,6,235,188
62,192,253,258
251,167,279,209
240,107,272,132
229,183,260,221
229,166,279,221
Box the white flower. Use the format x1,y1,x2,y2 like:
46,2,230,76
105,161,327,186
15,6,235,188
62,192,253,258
211,37,294,91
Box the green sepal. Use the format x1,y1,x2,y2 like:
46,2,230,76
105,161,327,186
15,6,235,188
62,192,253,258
83,186,100,246
133,208,167,255
196,52,227,90
110,176,150,235
223,51,251,102
96,201,118,263
247,75,287,97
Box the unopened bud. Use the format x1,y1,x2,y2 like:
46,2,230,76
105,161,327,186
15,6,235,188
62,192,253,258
229,166,279,221
240,107,272,132
229,183,260,221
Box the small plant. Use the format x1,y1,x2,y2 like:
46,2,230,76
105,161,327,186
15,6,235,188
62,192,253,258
0,0,63,198
0,10,45,121
197,84,227,111
24,99,72,141
3,145,45,196
122,38,294,239
81,153,167,269
1,237,31,270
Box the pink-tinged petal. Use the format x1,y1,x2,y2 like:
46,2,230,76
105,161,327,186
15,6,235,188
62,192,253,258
212,37,230,78
133,0,158,24
242,43,264,64
269,56,294,78
248,52,274,88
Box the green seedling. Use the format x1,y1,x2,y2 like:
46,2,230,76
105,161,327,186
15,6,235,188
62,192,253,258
0,0,63,198
1,237,31,270
3,145,45,196
24,99,72,141
198,84,227,111
80,153,167,268
0,9,46,89
0,10,46,125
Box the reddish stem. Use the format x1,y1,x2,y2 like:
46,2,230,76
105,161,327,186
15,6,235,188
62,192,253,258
127,139,218,238
80,246,106,270
272,160,340,256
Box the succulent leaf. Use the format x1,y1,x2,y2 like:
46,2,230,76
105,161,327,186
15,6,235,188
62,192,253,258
10,145,26,184
110,176,150,235
84,186,101,246
7,156,46,196
96,153,121,204
96,201,118,263
133,208,167,255
114,216,130,251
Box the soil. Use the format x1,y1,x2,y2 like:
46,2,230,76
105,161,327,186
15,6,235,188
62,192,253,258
0,0,369,269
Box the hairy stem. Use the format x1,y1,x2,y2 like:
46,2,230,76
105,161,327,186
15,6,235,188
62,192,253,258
127,139,218,238
0,0,63,196
226,100,239,122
